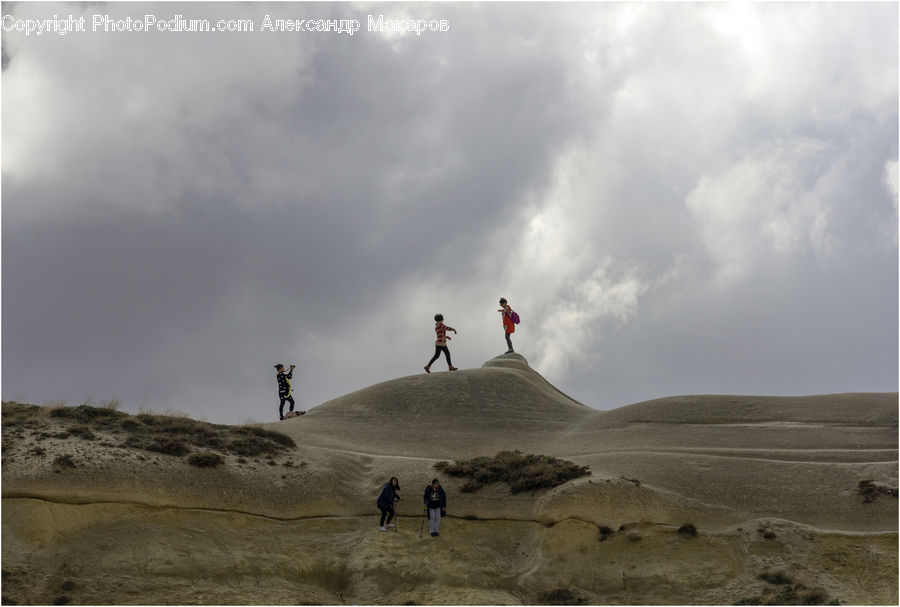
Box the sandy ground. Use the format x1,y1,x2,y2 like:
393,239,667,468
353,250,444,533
2,354,897,605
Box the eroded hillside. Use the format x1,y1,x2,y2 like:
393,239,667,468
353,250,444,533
3,354,897,604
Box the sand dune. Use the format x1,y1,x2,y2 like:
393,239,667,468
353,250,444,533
2,354,896,604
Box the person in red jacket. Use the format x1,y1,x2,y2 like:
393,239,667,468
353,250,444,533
498,298,515,353
424,313,458,372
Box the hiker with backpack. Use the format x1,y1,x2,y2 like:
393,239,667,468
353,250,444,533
423,478,447,537
274,363,305,420
377,477,401,531
498,298,519,353
424,314,458,373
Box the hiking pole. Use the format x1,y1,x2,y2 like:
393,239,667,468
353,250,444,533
419,504,426,538
394,500,399,533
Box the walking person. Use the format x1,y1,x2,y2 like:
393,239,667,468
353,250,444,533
498,298,516,354
423,478,447,537
377,477,401,531
275,363,305,420
424,314,458,373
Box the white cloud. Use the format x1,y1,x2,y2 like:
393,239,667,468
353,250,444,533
884,160,899,211
881,159,899,247
531,262,648,381
685,138,844,284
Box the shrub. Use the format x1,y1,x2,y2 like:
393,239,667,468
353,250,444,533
235,426,295,448
136,414,157,426
598,526,614,542
146,438,189,456
858,479,898,503
459,480,481,493
759,569,793,585
69,426,96,440
53,455,76,469
677,523,697,536
3,402,43,426
796,588,829,605
121,419,141,431
188,453,224,468
49,405,125,425
741,571,833,606
228,437,280,456
537,588,586,605
434,450,590,494
149,417,201,434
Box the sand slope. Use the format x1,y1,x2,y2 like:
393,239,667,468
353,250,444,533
2,353,897,605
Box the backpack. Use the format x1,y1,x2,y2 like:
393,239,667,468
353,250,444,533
510,310,520,324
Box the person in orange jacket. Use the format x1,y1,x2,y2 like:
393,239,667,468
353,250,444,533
498,298,515,354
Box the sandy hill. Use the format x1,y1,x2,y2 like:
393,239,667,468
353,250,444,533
2,354,897,605
287,353,593,456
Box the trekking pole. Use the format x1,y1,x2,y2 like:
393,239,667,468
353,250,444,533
419,504,426,538
394,500,399,533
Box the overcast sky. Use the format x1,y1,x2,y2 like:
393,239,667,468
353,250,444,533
2,2,897,424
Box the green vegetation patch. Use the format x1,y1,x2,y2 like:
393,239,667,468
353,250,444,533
434,450,590,494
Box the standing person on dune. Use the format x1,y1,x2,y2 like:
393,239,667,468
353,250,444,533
424,314,458,373
498,298,517,354
274,363,305,421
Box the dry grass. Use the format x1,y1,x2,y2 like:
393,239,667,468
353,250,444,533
2,402,297,466
99,399,121,411
737,568,834,605
759,568,793,585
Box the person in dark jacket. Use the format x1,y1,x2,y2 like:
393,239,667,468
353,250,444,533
275,363,305,420
423,478,447,537
376,477,401,531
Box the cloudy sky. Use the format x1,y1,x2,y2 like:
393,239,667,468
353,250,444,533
2,2,897,424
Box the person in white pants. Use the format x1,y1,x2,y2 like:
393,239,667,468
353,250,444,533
423,478,447,537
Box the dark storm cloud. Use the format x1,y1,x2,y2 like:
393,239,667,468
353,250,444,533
2,2,897,422
2,2,593,418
